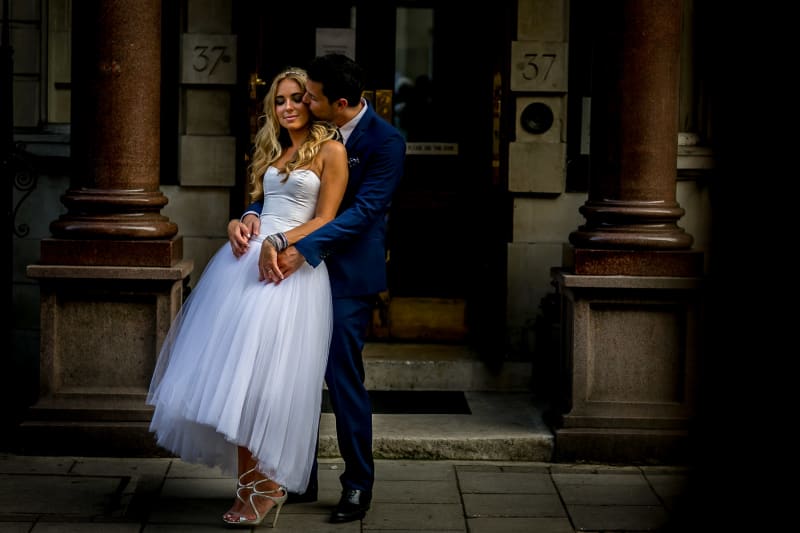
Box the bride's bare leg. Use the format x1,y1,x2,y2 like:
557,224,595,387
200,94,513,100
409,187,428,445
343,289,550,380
222,447,258,521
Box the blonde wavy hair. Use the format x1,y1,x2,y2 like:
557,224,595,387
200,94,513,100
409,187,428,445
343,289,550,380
247,67,340,202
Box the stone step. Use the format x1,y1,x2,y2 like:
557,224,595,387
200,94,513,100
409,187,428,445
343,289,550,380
324,344,552,460
363,342,532,392
319,392,554,461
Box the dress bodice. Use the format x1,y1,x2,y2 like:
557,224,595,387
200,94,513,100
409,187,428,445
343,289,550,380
257,166,321,237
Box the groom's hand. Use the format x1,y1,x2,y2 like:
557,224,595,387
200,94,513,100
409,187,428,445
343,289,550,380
271,246,306,285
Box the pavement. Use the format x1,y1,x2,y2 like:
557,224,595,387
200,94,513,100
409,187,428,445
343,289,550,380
0,453,702,532
1,389,743,532
1,349,773,531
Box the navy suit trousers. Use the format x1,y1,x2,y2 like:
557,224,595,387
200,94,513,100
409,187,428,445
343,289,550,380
324,295,375,492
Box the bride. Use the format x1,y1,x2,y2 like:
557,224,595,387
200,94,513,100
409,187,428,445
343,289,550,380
146,67,347,528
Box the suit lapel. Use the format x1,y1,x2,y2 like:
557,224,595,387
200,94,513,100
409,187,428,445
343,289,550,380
344,105,373,150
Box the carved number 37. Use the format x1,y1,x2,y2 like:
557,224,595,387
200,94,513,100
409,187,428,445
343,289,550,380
522,53,556,81
192,46,230,76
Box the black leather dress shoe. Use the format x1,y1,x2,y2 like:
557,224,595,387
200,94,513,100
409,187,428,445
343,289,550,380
330,489,371,523
286,485,318,504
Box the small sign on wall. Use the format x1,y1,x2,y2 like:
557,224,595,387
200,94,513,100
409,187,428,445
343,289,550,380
316,28,356,60
181,34,237,85
406,143,459,156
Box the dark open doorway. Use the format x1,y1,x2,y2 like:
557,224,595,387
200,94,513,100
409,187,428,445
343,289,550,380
235,2,512,348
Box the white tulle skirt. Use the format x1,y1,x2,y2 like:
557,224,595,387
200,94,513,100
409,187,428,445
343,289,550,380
147,237,331,492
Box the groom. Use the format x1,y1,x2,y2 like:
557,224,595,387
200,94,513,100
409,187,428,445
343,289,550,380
228,53,406,523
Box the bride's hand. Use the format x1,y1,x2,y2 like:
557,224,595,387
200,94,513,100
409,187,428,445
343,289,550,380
227,219,251,257
258,242,282,282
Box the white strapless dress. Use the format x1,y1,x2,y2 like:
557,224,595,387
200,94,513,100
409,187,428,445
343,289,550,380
147,166,331,492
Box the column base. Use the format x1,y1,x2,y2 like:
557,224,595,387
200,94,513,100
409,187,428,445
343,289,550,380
565,247,704,276
13,394,169,457
40,236,184,267
22,261,193,456
554,427,690,464
552,269,703,464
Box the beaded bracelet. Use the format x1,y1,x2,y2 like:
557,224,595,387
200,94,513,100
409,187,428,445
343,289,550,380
265,232,288,251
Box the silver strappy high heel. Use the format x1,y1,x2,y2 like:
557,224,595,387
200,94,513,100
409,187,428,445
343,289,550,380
222,470,287,527
222,467,256,524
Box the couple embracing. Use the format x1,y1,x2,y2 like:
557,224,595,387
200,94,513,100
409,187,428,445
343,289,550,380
146,53,406,526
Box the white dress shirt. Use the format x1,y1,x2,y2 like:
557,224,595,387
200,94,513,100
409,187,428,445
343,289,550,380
338,98,368,145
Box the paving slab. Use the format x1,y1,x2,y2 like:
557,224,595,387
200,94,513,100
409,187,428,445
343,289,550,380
33,523,141,532
557,482,662,506
644,471,689,510
0,474,128,518
0,524,34,533
375,460,457,481
0,455,76,475
567,503,669,531
467,517,574,533
457,470,556,493
463,493,566,518
363,502,465,531
373,479,460,504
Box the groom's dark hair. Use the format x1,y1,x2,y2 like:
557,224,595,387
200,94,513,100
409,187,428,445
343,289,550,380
307,53,365,107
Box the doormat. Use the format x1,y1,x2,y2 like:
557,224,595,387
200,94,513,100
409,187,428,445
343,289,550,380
322,390,471,415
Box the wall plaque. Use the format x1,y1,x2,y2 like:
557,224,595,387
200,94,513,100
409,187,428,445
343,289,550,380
181,34,237,85
510,40,567,93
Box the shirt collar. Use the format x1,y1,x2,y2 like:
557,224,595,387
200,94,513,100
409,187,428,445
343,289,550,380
338,98,368,145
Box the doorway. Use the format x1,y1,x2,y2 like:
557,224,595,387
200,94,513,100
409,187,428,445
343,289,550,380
237,2,511,346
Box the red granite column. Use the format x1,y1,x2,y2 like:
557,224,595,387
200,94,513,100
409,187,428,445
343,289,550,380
23,0,192,455
552,0,703,463
43,0,179,267
568,0,702,276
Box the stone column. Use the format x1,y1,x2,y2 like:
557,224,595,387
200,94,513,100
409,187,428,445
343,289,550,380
22,0,192,456
552,0,704,463
44,0,179,265
568,0,700,275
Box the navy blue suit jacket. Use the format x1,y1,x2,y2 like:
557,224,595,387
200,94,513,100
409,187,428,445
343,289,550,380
246,104,406,298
